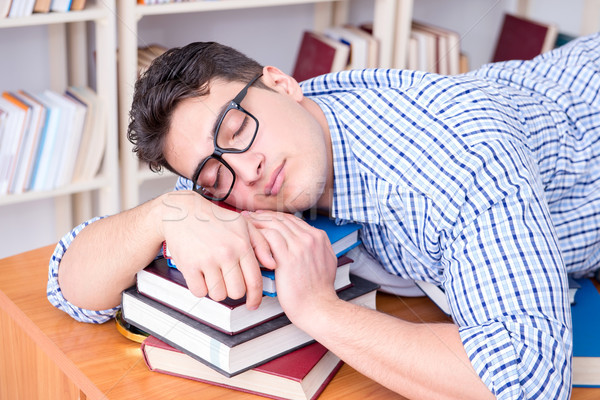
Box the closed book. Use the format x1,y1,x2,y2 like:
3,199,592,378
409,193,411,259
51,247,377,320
324,26,370,70
7,92,46,193
142,336,342,400
0,0,11,17
65,86,106,181
69,0,85,11
137,255,353,335
0,92,30,194
43,90,87,188
163,213,361,296
0,96,27,195
492,13,558,63
292,30,350,82
122,274,379,377
571,278,600,387
33,0,52,13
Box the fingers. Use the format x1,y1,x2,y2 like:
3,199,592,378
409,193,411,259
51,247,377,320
238,249,264,309
247,220,276,270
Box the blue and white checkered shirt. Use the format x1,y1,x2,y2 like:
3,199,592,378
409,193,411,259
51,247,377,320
48,33,600,399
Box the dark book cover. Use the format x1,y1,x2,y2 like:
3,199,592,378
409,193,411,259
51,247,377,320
492,13,557,63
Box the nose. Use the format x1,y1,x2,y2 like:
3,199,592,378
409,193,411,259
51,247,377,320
222,151,264,187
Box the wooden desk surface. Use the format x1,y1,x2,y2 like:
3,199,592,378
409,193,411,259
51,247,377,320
0,245,597,399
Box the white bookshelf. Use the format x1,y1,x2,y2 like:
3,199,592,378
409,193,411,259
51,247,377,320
0,1,119,237
117,0,411,210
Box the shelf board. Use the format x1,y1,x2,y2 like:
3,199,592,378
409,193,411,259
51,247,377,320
0,176,108,206
136,0,347,17
0,6,108,28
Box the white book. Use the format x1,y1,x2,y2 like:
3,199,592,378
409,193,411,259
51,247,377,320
50,0,71,12
29,92,62,191
66,86,106,181
15,91,48,192
324,26,370,70
43,90,87,188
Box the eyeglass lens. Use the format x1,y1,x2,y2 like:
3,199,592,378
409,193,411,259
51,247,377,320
196,107,258,199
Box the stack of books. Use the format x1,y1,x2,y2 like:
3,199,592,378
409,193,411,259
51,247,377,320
122,215,380,399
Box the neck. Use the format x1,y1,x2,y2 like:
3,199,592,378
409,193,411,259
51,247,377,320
301,97,334,213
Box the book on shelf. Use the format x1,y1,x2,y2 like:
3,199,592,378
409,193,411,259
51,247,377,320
8,0,36,17
26,91,59,191
571,278,600,387
324,26,372,70
341,24,379,68
492,13,558,63
138,44,168,77
50,0,73,12
411,21,461,75
5,92,46,194
65,86,106,182
163,213,362,296
33,0,52,13
416,274,582,318
137,255,353,335
0,92,29,195
292,30,350,82
69,0,87,11
41,90,87,188
142,336,342,400
0,0,11,17
122,274,379,377
554,32,577,49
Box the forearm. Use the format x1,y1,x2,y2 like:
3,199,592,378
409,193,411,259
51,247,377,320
58,196,164,311
301,300,494,400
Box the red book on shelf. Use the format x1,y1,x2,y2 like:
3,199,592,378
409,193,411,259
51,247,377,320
492,13,558,63
292,30,350,82
141,335,343,400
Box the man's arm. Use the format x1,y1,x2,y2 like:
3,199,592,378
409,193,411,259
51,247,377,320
250,211,493,400
56,190,275,316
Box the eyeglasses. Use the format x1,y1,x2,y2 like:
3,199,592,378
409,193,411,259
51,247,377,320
191,73,262,201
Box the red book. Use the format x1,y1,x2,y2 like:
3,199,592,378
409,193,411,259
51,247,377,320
292,31,350,82
141,336,343,400
492,13,558,63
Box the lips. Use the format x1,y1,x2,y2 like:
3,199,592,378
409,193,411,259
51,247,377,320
265,162,285,196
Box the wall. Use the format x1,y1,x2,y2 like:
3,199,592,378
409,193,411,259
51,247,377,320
0,0,595,259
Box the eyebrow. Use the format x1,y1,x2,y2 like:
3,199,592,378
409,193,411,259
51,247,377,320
210,101,231,137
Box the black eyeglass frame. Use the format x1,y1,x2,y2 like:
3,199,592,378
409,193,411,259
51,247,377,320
191,73,263,201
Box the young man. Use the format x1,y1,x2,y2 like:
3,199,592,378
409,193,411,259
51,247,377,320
48,34,600,399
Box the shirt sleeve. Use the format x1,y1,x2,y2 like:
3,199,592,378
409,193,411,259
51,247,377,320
443,139,572,399
47,176,193,324
47,216,120,324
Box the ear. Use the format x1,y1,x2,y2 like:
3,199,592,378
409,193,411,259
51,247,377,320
261,65,304,102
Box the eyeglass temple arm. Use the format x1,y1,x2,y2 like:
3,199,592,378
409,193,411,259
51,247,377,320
232,73,263,104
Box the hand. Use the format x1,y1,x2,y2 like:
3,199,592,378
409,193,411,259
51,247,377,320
246,211,339,325
158,191,275,309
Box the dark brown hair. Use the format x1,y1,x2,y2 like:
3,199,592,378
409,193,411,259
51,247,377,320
127,42,266,174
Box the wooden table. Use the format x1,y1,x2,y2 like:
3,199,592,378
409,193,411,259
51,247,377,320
0,245,598,399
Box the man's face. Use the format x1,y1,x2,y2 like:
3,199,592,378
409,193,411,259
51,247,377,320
164,67,333,213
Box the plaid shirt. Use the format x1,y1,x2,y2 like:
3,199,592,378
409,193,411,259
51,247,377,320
48,33,600,399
